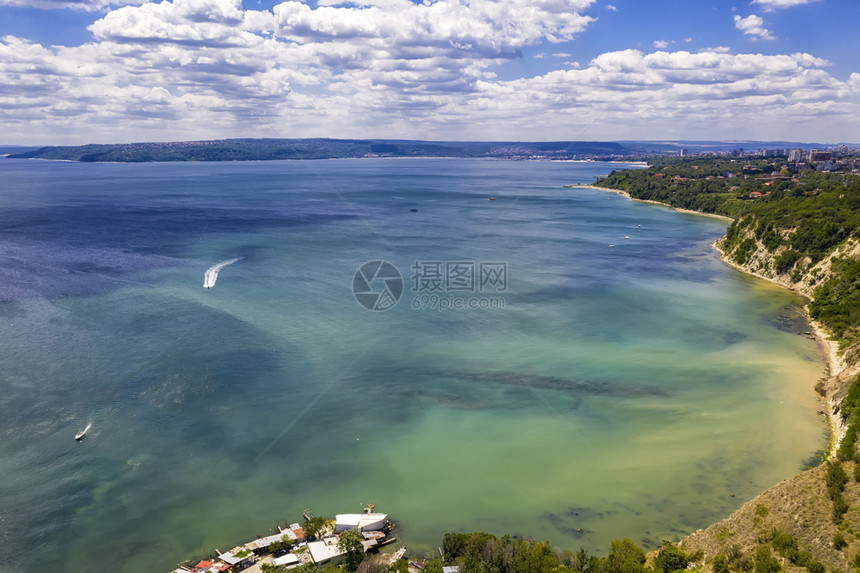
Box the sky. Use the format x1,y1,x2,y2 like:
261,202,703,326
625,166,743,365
1,0,859,145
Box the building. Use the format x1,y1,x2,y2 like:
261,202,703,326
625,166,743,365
306,537,346,566
272,554,302,568
217,551,255,570
334,513,389,533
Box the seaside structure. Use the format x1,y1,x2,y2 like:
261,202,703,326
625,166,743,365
334,513,389,533
171,510,395,572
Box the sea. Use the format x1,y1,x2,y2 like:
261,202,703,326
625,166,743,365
0,157,826,572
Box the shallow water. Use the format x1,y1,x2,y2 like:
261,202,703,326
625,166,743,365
0,158,825,572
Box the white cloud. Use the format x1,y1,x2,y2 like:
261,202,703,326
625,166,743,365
0,0,147,10
466,49,857,140
751,0,821,12
606,3,617,10
552,52,573,58
0,0,857,144
683,37,693,43
653,40,670,49
734,14,775,41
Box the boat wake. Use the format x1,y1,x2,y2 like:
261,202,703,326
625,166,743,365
203,257,242,289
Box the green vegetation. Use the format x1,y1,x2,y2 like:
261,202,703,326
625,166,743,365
595,155,860,357
836,376,860,460
753,546,781,573
837,375,860,461
809,259,860,356
824,461,849,524
653,540,703,572
439,532,702,573
337,529,365,573
303,516,333,539
770,530,826,572
268,534,296,554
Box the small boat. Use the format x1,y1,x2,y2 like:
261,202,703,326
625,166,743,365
624,235,630,239
75,423,91,441
489,197,496,201
410,208,418,212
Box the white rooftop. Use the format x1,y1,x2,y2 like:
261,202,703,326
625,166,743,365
334,513,388,532
307,537,345,565
273,554,301,567
246,532,285,550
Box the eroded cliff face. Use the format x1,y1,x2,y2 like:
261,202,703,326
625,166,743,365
715,226,860,454
716,228,859,300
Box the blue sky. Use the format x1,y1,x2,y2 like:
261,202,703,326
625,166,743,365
0,0,858,144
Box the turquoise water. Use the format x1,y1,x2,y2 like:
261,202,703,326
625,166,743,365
0,158,825,572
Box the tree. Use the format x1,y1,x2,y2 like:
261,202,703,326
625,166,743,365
754,546,781,573
304,516,331,539
653,541,698,572
604,538,646,573
569,548,600,573
712,553,730,573
421,560,444,573
338,529,365,572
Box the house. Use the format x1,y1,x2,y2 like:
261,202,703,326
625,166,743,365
217,550,255,570
272,554,302,568
193,561,229,573
306,537,346,566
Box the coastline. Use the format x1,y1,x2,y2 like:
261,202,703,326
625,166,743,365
565,184,734,222
579,182,848,451
712,240,848,453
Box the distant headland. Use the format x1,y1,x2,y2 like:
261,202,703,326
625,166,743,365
5,138,854,163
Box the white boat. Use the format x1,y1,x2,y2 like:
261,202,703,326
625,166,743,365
75,423,91,441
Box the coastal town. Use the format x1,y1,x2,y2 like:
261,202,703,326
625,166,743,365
172,508,404,573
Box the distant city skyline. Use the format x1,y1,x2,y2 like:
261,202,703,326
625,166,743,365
1,0,859,145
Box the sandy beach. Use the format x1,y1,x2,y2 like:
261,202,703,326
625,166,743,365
565,184,735,222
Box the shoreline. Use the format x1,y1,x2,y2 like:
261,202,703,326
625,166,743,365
565,184,734,222
580,182,848,453
711,241,848,456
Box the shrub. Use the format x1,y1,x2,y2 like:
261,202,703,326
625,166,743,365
774,250,800,274
712,553,730,573
754,545,782,572
834,532,848,550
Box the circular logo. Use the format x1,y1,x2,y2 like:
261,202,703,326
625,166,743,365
352,261,403,311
